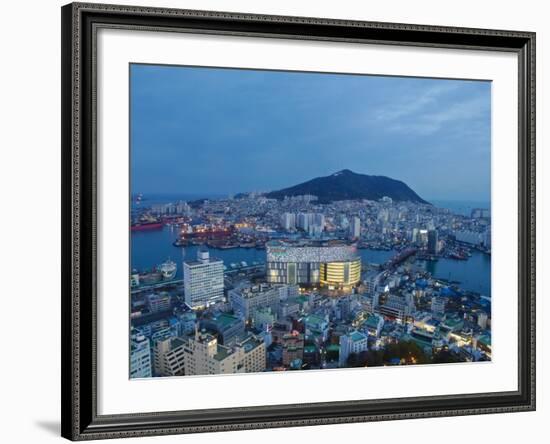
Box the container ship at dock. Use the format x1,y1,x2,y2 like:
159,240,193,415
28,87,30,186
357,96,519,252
131,215,164,231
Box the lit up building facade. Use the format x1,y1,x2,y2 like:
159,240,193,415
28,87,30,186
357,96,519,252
319,260,361,289
266,241,361,291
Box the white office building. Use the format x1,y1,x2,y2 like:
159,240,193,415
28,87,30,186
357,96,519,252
339,331,369,367
184,249,224,308
349,216,361,239
280,212,296,231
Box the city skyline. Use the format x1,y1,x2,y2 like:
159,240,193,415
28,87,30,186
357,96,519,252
130,64,491,202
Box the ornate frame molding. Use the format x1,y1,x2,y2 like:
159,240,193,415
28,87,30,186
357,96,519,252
61,2,535,440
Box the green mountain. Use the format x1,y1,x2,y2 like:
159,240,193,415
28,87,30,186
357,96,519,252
264,169,429,204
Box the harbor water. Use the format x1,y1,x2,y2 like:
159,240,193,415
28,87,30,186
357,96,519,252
131,226,491,297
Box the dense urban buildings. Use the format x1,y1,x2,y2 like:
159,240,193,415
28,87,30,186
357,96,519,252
130,190,491,378
129,62,492,378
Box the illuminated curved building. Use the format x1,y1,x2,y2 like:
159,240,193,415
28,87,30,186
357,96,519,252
266,240,361,291
320,260,361,289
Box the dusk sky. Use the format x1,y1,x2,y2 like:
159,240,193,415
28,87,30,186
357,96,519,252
130,64,491,202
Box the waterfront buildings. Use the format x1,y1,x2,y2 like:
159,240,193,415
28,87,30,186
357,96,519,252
130,332,152,378
427,229,439,254
280,212,296,231
453,230,483,246
183,249,224,308
131,192,492,376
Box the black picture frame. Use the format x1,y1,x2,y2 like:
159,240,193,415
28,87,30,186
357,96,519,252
61,2,536,440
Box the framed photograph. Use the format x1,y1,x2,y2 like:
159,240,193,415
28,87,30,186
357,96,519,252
61,2,536,440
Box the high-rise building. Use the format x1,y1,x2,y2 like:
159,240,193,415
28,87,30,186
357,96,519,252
175,200,191,215
183,330,266,376
296,213,325,234
349,216,361,239
428,230,439,254
183,249,224,308
130,332,152,378
339,331,368,367
363,271,385,297
417,229,428,246
280,212,296,231
152,336,186,377
296,213,310,231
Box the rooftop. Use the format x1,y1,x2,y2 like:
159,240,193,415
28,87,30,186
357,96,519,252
365,315,383,328
208,313,241,328
213,345,232,361
184,256,223,267
305,314,327,325
349,331,368,342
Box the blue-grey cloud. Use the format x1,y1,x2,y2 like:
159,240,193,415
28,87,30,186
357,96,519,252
130,65,491,202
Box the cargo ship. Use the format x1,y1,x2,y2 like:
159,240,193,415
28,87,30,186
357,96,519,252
131,215,163,231
159,259,177,280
